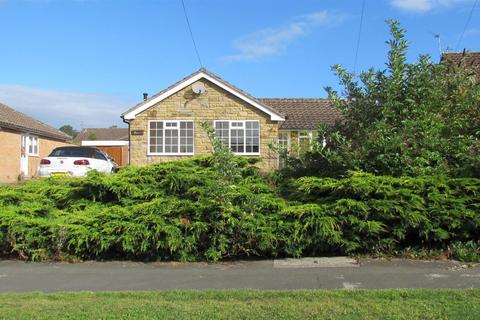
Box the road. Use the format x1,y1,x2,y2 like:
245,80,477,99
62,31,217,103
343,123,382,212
0,257,479,292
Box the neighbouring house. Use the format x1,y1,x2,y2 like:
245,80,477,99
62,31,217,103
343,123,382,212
441,51,480,80
73,127,129,166
121,68,342,170
0,102,71,182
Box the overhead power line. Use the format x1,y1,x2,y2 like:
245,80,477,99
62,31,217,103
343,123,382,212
455,0,478,52
353,0,366,75
181,0,203,68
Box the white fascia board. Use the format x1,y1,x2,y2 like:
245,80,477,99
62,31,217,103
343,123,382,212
122,72,285,122
81,140,129,146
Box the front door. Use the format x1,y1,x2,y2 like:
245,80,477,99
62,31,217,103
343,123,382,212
20,135,29,177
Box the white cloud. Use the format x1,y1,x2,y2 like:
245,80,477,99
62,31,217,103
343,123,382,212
391,0,474,13
222,10,347,62
0,84,133,129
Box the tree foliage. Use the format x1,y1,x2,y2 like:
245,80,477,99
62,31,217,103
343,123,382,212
288,20,480,178
58,125,78,139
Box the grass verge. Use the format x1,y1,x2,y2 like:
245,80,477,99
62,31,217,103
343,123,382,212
0,289,478,319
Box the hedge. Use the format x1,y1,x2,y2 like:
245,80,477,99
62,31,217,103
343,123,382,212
0,158,479,261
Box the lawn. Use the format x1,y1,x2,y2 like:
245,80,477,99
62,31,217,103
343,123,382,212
0,289,478,319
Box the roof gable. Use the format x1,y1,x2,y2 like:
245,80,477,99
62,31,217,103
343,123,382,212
122,68,285,121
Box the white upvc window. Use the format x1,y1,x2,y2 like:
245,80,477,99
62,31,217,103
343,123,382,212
278,131,290,168
148,120,194,155
278,131,290,150
298,130,313,155
214,120,260,155
22,135,39,156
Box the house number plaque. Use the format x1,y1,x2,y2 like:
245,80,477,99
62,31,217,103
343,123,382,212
131,130,144,136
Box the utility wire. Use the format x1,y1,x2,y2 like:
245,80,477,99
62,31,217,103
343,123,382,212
455,0,478,52
353,0,366,75
181,0,203,68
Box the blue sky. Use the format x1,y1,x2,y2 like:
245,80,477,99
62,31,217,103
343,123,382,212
0,0,479,129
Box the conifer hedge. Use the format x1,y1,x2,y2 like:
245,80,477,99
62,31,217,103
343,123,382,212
0,159,479,261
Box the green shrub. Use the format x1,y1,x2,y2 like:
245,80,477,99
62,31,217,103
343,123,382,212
450,241,480,263
0,161,479,261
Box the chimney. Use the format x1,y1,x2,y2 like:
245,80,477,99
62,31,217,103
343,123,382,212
143,93,148,101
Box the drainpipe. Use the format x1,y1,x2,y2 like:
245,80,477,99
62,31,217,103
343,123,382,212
121,116,131,165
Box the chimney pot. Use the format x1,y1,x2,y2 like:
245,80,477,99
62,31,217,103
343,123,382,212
143,93,148,101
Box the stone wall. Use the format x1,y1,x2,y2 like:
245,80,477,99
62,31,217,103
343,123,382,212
129,79,282,171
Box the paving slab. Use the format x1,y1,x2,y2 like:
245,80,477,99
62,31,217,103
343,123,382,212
273,257,358,268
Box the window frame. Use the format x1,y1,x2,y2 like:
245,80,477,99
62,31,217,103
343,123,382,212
23,135,39,157
297,130,313,156
278,131,290,168
147,120,195,156
213,120,261,155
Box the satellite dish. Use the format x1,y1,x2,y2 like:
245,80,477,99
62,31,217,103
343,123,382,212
192,82,207,95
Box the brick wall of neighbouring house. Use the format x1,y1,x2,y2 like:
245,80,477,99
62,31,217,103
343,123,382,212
0,128,70,183
129,79,282,171
0,128,21,183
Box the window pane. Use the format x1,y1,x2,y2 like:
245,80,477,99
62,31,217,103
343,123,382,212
231,129,244,153
149,122,163,153
215,122,229,147
245,121,259,153
178,121,193,153
298,131,310,154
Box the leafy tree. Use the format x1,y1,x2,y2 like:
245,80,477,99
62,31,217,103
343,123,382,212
290,20,480,178
59,125,79,138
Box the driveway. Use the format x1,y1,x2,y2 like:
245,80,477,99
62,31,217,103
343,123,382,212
0,258,479,292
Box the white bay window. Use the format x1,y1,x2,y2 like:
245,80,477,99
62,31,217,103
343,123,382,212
148,120,194,155
214,120,260,154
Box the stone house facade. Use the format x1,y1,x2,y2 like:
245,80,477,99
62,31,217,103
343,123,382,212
0,103,71,183
121,69,342,170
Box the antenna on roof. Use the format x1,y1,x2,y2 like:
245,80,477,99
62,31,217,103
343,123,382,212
429,31,443,57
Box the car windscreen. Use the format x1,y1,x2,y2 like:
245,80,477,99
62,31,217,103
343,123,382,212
49,147,97,158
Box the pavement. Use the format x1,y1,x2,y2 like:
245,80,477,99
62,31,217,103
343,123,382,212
0,257,479,292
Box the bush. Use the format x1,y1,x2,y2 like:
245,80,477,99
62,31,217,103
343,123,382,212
450,241,480,263
0,161,479,261
286,21,480,179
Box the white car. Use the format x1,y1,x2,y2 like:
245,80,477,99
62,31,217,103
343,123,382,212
38,146,117,177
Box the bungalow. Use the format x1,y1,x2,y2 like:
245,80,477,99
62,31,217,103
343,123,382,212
0,102,71,182
441,51,480,80
121,68,342,170
73,127,129,166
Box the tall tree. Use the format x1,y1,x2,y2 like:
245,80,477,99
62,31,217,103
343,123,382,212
289,20,480,178
59,125,79,138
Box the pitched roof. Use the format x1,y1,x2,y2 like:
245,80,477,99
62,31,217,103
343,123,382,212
74,127,129,142
441,52,480,74
122,68,284,121
259,98,343,130
0,102,70,141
